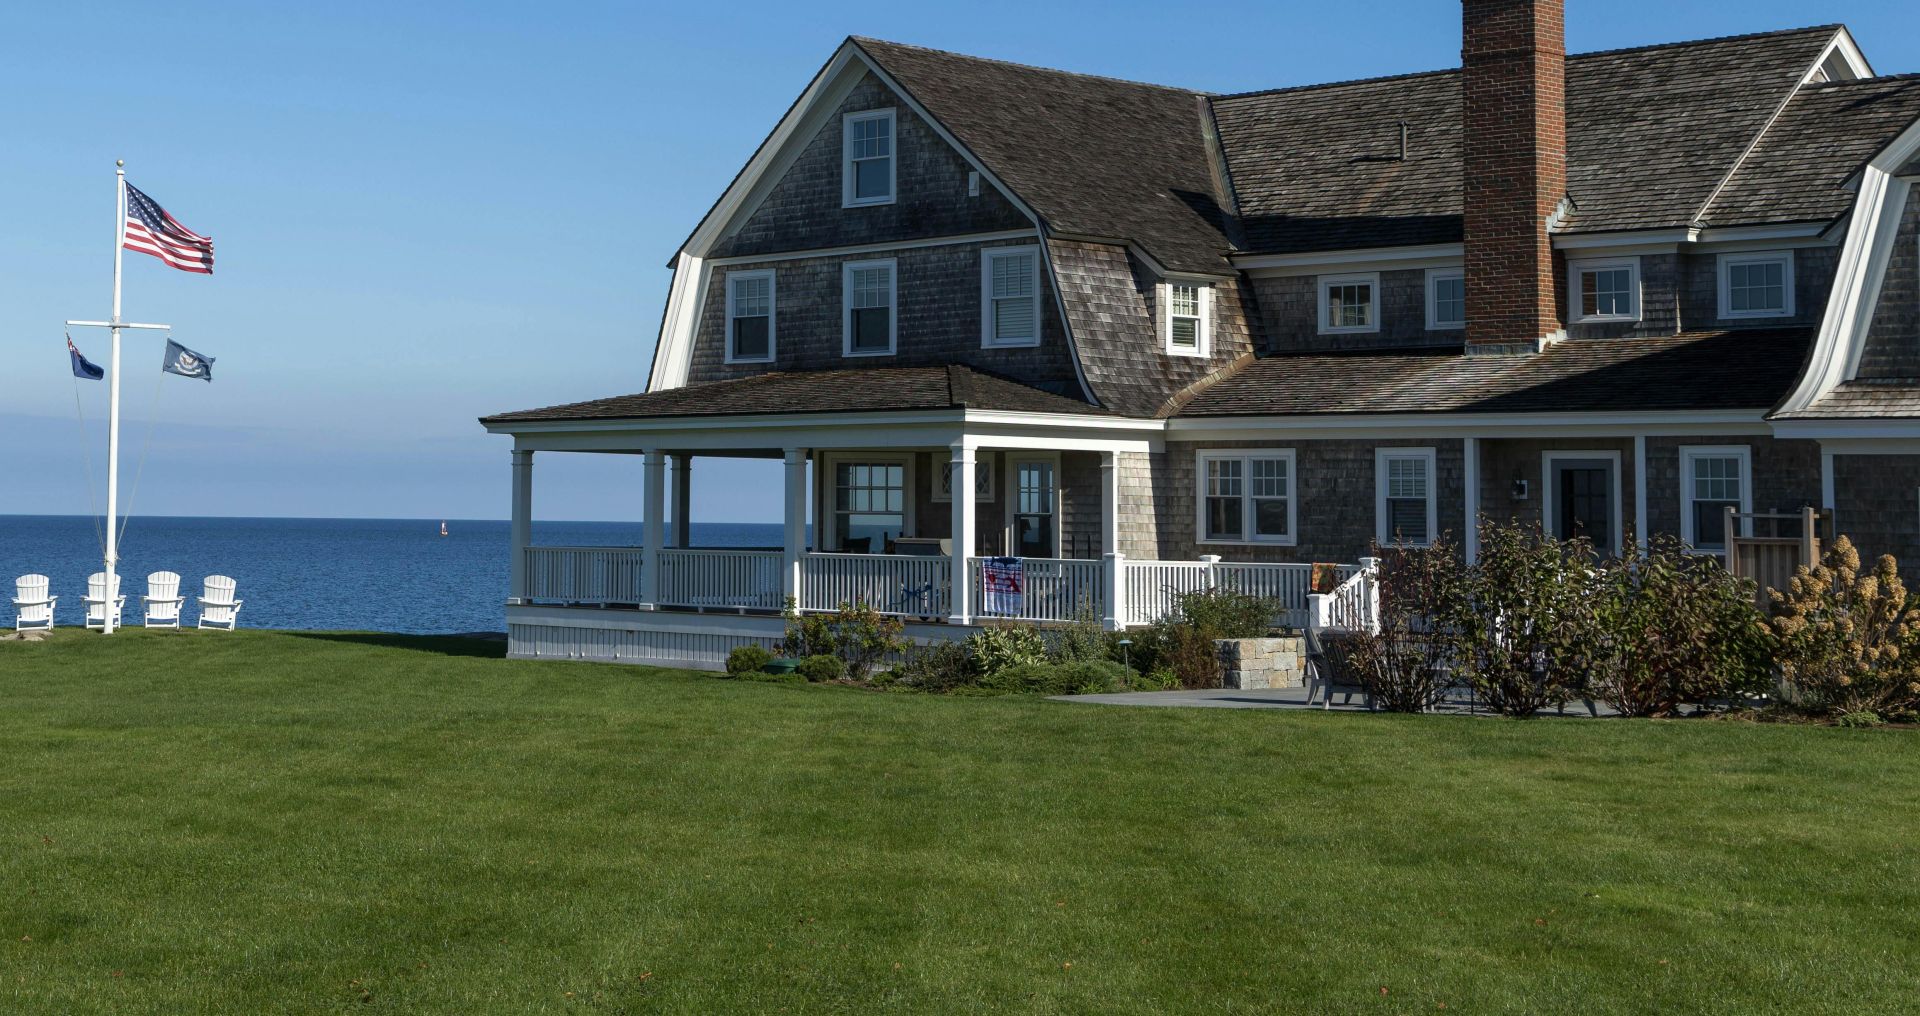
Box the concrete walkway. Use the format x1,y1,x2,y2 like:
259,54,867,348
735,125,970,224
1056,684,1616,716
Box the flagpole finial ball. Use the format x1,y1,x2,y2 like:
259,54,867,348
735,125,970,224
116,159,124,167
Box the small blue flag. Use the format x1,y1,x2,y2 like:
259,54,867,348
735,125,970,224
162,339,214,382
67,334,103,380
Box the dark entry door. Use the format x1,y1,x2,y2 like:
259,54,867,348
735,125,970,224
1556,466,1612,554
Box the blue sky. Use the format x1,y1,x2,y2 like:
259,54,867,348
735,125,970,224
3,1,1915,523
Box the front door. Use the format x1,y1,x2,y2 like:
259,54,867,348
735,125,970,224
1011,459,1057,558
1553,462,1613,555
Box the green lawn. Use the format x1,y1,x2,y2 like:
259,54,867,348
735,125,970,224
2,630,1915,1014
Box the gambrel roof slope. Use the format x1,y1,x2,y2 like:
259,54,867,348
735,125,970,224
1706,74,1920,226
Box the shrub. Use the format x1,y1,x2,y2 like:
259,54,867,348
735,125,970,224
776,600,836,659
978,659,1136,696
744,669,804,686
1835,709,1885,729
1177,587,1275,638
1345,538,1466,713
823,603,905,681
891,641,976,694
1046,600,1110,664
1139,668,1181,691
796,654,847,683
1442,522,1597,718
725,644,772,676
966,624,1047,674
1771,536,1920,717
1583,535,1775,717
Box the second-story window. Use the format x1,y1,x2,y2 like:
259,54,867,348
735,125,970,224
843,259,896,356
981,246,1040,348
843,109,895,207
1570,257,1641,322
1719,251,1794,319
1162,281,1211,356
725,270,775,364
1426,268,1465,330
1319,273,1380,334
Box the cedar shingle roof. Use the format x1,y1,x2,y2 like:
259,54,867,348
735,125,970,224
1774,380,1920,419
1175,329,1812,417
853,37,1234,274
1211,26,1852,253
1705,75,1920,227
482,365,1106,425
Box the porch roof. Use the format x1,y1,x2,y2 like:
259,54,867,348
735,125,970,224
1175,328,1813,418
1773,379,1920,419
481,364,1108,426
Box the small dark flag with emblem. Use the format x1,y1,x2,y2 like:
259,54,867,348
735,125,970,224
68,335,104,380
161,339,214,382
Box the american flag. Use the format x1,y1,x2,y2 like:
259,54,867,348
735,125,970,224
123,181,214,274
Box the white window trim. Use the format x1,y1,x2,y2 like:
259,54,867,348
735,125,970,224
980,245,1042,349
1717,250,1796,320
1004,452,1064,557
1568,256,1642,324
1375,447,1438,548
841,258,898,357
841,108,897,208
1540,450,1624,554
932,450,996,503
722,269,776,364
1196,448,1298,546
1678,445,1754,551
821,452,914,553
1424,267,1466,330
1318,272,1381,335
1160,279,1213,357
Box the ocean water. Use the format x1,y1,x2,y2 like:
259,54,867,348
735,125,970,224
0,516,787,633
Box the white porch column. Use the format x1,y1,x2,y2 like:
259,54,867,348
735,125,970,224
509,448,533,603
641,448,665,610
948,442,975,626
1100,450,1126,631
1633,435,1649,550
1463,437,1480,564
783,448,807,609
670,453,692,548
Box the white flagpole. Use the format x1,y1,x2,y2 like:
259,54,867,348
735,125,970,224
104,161,126,634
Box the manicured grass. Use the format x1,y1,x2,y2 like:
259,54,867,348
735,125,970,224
2,630,1916,1014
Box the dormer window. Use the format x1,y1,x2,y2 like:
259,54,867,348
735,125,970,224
1318,273,1380,334
1162,280,1211,357
1426,268,1466,330
1718,251,1794,319
842,109,895,207
1569,257,1641,323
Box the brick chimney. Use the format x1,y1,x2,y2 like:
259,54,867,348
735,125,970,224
1461,0,1568,355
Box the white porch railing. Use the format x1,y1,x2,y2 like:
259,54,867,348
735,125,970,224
970,556,1103,623
1123,559,1212,626
523,546,645,604
1307,558,1381,634
657,548,783,612
800,552,950,618
1123,558,1337,628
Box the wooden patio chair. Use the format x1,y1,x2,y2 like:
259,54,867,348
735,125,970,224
82,572,125,631
13,574,56,631
142,571,186,629
1303,627,1375,711
196,575,244,631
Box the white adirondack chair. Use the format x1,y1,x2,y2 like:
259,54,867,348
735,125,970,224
142,571,186,628
83,572,126,630
13,574,56,631
196,575,244,631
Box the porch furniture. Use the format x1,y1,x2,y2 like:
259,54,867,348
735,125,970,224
197,575,244,631
83,572,125,631
1303,627,1375,711
142,571,186,629
13,575,56,631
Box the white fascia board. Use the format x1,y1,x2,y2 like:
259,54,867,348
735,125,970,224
1814,28,1873,82
1551,230,1691,252
1772,423,1920,444
647,252,709,392
1167,410,1770,440
1233,243,1462,274
1691,222,1833,246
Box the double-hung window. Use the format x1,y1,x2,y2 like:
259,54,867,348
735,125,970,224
1426,268,1465,330
1318,273,1380,334
981,246,1040,348
1680,446,1752,551
724,270,775,363
1376,448,1437,547
1162,281,1211,356
1718,251,1794,319
1197,450,1295,544
842,109,895,207
832,459,906,553
843,259,896,356
1569,257,1640,322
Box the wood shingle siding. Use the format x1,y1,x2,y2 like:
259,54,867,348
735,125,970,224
1856,196,1920,380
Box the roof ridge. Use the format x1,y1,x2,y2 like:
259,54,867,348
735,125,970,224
851,36,1207,97
1799,72,1920,89
1212,24,1844,104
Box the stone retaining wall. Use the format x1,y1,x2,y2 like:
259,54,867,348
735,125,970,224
1216,636,1305,689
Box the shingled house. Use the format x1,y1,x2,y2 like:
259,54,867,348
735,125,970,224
483,0,1920,667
